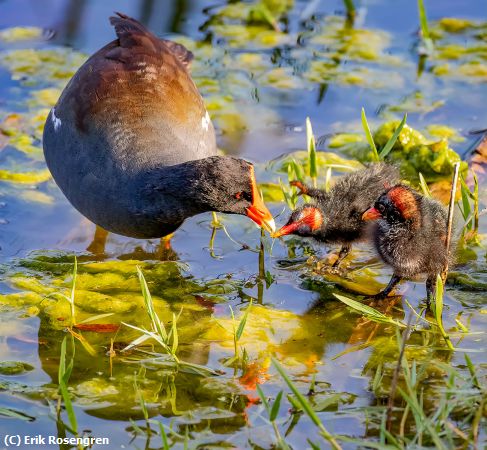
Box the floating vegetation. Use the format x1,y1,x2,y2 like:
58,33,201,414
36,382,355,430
328,119,467,182
427,18,487,82
0,26,44,42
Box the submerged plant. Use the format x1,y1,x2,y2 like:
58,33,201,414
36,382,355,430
272,358,343,450
306,117,318,188
417,0,434,55
361,109,408,161
57,335,78,435
433,275,454,350
122,267,217,376
459,171,480,244
223,299,253,370
256,386,289,449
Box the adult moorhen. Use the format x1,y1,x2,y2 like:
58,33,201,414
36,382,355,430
272,163,399,267
43,13,275,239
362,184,451,301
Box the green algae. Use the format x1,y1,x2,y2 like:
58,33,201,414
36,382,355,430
428,18,487,83
0,48,87,85
0,27,44,42
0,169,51,183
384,92,446,115
438,18,475,34
326,120,466,181
0,361,35,375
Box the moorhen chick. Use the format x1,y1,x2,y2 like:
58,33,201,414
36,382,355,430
362,184,451,301
43,13,275,239
272,163,399,267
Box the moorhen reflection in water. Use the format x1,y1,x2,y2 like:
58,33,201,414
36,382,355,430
273,163,399,268
362,184,452,301
43,13,275,252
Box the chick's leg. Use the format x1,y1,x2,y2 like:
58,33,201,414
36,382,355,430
332,244,351,268
425,276,437,305
290,181,326,199
372,274,402,299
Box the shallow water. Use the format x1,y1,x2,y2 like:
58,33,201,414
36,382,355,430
0,0,486,448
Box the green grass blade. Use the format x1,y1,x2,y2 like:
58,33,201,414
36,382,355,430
417,0,430,40
473,171,479,232
333,294,405,327
291,159,305,182
236,299,252,341
77,312,114,324
306,117,318,186
171,312,178,355
324,167,332,193
379,114,407,159
418,172,431,197
464,354,480,389
158,422,170,450
137,266,167,341
0,407,34,421
69,256,77,326
272,358,342,450
58,336,66,383
256,385,270,414
343,0,356,19
58,336,77,434
460,178,472,221
417,0,434,54
361,108,380,162
270,391,283,422
434,275,454,350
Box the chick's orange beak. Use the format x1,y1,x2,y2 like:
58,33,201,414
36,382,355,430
362,207,382,221
246,168,275,233
272,206,323,238
271,222,300,238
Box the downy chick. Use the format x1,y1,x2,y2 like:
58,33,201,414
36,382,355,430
362,184,452,301
273,163,399,267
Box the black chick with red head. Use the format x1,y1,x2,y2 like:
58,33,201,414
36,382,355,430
362,184,452,302
273,163,399,267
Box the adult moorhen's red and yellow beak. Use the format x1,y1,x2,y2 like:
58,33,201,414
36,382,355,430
246,169,275,233
362,207,382,221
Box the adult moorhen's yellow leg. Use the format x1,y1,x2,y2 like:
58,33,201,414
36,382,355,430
155,233,178,261
86,226,109,255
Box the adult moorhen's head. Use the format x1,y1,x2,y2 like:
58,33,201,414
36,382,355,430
179,156,275,232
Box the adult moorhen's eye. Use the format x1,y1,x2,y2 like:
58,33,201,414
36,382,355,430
241,191,252,202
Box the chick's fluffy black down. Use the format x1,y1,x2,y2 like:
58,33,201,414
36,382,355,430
373,193,451,279
314,163,399,244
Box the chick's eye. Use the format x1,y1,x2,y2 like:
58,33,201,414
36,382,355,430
377,203,385,213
